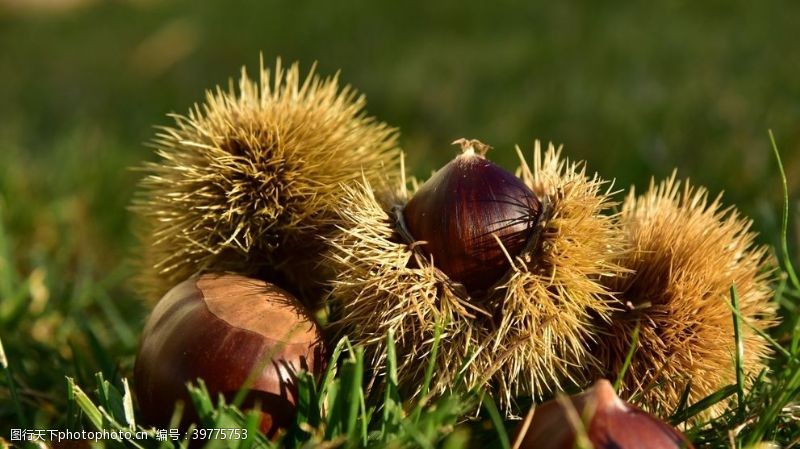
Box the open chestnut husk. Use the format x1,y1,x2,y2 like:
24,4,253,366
134,273,326,436
513,379,694,449
326,142,628,411
399,139,543,296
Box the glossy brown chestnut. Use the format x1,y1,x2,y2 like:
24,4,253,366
134,273,326,437
400,139,542,295
513,379,694,449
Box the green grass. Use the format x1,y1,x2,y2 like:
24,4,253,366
58,335,482,449
1,1,800,448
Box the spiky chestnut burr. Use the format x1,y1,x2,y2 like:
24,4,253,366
132,59,401,304
325,141,628,412
134,273,326,436
513,379,694,449
399,139,542,296
589,175,776,418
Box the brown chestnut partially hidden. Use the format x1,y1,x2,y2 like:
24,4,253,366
513,379,694,449
399,139,543,296
134,273,326,436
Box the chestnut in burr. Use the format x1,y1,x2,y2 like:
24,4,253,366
399,139,543,296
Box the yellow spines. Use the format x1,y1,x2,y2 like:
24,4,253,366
591,174,777,418
324,142,629,413
132,59,401,304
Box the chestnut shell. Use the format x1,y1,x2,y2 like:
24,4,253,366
513,379,694,449
134,273,326,436
402,148,541,295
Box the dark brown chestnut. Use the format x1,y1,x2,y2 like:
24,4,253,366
399,139,542,295
134,273,326,437
513,379,694,449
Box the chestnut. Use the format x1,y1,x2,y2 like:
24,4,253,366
513,379,694,449
134,273,326,436
399,139,543,296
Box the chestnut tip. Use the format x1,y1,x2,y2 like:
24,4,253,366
591,379,626,411
452,138,492,157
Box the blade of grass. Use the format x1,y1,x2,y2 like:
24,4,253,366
382,328,401,438
168,399,186,432
481,393,510,449
671,381,693,420
724,294,794,360
340,347,364,441
69,377,104,429
295,371,320,431
455,346,482,387
122,378,136,430
358,370,369,446
773,276,792,312
420,319,444,399
670,384,737,425
614,320,640,392
412,318,445,424
0,335,27,428
238,410,261,449
65,376,79,430
324,380,340,440
352,348,366,445
769,129,800,290
730,284,745,414
187,379,215,426
556,393,593,449
318,336,352,408
95,372,114,418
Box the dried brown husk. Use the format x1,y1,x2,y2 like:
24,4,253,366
132,59,401,303
325,142,628,412
591,174,777,418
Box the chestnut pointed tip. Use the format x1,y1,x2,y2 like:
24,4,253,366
591,379,624,410
452,138,492,157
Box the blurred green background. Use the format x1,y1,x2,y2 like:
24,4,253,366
1,0,799,431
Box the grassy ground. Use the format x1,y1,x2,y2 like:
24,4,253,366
1,1,799,447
